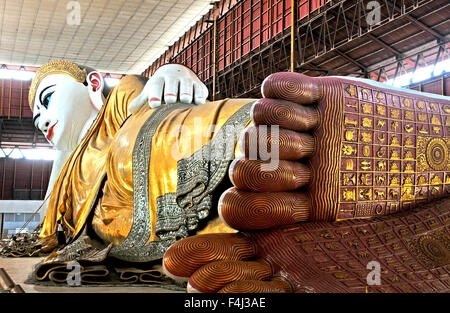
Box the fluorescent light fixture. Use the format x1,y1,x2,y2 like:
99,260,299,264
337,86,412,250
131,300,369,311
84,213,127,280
0,68,35,81
6,148,25,159
386,58,450,87
105,77,120,87
21,148,57,160
1,148,56,160
433,58,450,76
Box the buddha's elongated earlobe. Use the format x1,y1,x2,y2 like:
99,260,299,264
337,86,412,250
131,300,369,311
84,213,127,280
87,71,105,111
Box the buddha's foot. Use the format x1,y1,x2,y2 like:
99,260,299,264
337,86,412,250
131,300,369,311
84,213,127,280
222,72,450,227
163,72,449,293
163,197,450,293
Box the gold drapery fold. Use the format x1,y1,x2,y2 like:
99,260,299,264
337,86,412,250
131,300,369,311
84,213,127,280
39,75,146,240
40,72,254,259
94,98,254,253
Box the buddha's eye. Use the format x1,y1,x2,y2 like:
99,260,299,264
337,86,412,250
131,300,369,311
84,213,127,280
39,84,56,109
33,113,40,128
42,91,54,109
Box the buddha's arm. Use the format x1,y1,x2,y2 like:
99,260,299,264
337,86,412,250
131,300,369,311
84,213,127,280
39,149,72,222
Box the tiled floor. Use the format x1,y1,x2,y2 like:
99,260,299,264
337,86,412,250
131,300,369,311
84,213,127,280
0,257,184,293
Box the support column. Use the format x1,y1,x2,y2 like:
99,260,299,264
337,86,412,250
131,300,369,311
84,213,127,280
212,1,218,101
0,213,4,239
290,0,296,72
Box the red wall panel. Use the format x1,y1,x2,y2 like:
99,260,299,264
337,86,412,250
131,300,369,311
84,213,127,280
0,158,52,200
410,74,449,97
143,0,332,82
0,79,32,119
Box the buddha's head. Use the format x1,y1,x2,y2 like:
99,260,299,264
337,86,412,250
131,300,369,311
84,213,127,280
29,60,110,151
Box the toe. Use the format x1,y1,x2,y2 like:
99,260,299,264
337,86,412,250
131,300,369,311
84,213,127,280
261,72,322,105
218,187,310,230
239,126,315,161
188,260,272,293
218,278,293,293
252,98,320,131
163,233,255,280
229,158,311,192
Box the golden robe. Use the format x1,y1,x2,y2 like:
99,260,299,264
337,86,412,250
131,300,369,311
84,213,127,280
40,75,254,262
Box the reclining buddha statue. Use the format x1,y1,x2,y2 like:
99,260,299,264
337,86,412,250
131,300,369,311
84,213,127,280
2,59,448,292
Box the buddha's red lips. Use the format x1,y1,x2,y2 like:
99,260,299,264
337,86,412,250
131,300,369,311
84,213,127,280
46,122,58,141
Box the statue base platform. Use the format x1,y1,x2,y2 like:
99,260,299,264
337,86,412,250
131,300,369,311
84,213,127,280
0,257,183,293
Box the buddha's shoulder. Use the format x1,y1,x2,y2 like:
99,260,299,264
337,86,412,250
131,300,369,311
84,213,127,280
116,74,148,90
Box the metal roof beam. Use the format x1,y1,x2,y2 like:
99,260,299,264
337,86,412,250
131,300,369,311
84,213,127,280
327,4,403,59
366,33,403,58
403,15,447,43
334,49,367,74
385,0,447,42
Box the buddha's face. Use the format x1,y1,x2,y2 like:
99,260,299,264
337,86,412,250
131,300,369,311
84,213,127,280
32,74,96,151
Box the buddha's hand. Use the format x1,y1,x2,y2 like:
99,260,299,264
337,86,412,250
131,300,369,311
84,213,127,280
129,64,209,112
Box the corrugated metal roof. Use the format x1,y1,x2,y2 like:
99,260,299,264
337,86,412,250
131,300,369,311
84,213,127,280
0,0,212,74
